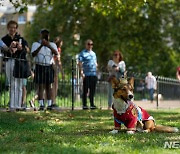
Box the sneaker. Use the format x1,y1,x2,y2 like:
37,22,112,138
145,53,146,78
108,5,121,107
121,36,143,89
38,106,44,111
47,105,52,110
17,108,26,111
7,108,16,112
83,106,89,110
51,104,59,107
90,105,97,110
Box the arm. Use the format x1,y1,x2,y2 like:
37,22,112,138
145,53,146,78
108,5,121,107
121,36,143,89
48,44,58,55
57,54,65,79
42,40,58,55
176,71,180,81
32,44,43,57
107,60,113,72
119,61,126,72
78,61,85,78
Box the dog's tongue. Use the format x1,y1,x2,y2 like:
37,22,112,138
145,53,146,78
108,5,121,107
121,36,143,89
127,100,133,105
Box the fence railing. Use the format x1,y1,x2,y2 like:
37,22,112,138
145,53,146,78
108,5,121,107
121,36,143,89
0,55,180,110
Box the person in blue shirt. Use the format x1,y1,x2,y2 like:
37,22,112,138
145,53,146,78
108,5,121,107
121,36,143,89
78,39,98,110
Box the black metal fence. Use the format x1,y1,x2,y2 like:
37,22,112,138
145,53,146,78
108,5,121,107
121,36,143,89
0,55,180,110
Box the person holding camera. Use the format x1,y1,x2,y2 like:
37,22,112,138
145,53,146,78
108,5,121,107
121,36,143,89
1,20,30,111
107,50,126,109
31,29,58,110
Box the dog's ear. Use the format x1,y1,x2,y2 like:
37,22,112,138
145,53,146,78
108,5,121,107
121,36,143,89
128,77,134,88
109,76,119,89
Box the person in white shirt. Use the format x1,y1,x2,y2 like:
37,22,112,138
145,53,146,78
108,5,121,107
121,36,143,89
145,72,157,103
107,50,126,109
31,29,58,110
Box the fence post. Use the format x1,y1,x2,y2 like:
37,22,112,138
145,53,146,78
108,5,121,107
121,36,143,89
156,76,159,109
72,58,74,111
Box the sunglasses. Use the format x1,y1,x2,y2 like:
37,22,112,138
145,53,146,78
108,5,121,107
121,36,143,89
87,43,93,46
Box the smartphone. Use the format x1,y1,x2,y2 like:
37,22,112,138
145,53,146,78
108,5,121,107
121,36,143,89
19,39,22,44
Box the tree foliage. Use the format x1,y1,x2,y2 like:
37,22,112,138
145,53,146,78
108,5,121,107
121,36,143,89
12,0,180,77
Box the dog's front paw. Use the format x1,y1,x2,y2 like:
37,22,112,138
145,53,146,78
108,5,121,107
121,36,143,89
126,130,135,134
109,129,119,134
142,130,149,133
136,128,143,132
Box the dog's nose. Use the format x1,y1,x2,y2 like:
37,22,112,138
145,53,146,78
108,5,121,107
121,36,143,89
128,94,134,99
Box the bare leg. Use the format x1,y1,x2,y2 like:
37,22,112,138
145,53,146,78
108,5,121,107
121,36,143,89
22,86,26,107
52,73,58,104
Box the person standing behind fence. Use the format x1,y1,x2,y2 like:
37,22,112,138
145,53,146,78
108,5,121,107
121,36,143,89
107,51,126,110
176,66,180,81
78,39,98,110
52,36,64,108
31,29,58,110
1,20,30,111
145,72,157,103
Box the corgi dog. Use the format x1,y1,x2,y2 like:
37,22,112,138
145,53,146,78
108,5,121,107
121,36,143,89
109,76,179,134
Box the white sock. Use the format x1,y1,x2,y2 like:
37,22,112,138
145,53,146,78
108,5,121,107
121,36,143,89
39,100,44,106
47,100,52,106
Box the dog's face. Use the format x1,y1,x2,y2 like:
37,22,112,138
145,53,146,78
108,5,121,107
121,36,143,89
110,76,134,101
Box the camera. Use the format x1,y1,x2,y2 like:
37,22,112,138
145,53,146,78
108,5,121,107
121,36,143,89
43,34,49,41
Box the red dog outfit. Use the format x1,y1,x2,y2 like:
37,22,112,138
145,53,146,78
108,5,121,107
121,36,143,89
113,102,151,129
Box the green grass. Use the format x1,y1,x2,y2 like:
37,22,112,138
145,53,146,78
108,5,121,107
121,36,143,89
0,109,180,154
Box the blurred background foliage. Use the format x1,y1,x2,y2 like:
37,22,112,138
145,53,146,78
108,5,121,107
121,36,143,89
11,0,180,77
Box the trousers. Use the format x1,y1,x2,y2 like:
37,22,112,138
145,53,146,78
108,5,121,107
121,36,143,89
82,76,97,107
5,59,23,109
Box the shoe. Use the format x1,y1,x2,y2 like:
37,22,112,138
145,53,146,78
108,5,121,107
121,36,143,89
16,108,20,112
51,104,59,108
108,106,112,110
83,106,89,110
29,100,35,108
20,107,26,111
38,106,44,111
17,108,26,111
7,108,16,112
51,104,60,110
90,105,97,110
47,105,52,110
21,103,27,108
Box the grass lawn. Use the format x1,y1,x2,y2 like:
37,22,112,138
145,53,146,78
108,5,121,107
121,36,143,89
0,108,180,154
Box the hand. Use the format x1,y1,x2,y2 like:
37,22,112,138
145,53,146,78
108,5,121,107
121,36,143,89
114,66,119,72
17,42,22,50
30,71,34,79
81,73,85,79
42,39,50,47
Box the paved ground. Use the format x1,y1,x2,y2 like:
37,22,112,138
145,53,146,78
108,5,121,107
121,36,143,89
0,100,180,112
134,100,180,110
